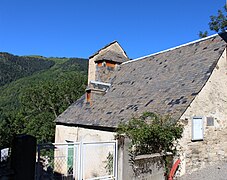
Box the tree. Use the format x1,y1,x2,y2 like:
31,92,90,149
209,6,227,32
19,72,87,144
0,56,88,148
199,6,227,38
199,31,208,38
0,111,25,148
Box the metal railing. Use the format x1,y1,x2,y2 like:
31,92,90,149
36,141,118,180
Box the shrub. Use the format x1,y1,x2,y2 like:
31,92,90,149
116,112,183,174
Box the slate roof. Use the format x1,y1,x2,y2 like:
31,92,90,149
56,33,227,129
94,50,129,63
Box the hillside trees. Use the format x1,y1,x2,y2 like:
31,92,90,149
0,56,88,148
0,52,54,86
19,72,87,143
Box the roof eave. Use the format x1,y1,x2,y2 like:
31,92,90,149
56,121,116,132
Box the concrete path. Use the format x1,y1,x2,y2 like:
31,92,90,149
177,162,227,180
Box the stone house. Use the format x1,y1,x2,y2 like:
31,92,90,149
55,33,227,178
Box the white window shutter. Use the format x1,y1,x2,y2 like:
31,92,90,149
192,117,204,141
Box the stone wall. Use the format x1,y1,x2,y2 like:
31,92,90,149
132,154,166,180
178,49,227,175
117,137,169,180
95,63,118,83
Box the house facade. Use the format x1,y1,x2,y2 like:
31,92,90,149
55,33,227,178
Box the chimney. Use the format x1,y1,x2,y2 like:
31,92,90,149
86,81,111,104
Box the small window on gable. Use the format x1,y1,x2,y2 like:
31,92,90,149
192,117,204,141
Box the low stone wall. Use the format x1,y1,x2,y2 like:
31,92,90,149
132,154,166,180
117,137,173,180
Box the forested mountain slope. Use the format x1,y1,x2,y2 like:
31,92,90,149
0,53,88,148
0,52,55,86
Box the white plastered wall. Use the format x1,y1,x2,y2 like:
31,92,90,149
55,125,115,178
55,125,115,143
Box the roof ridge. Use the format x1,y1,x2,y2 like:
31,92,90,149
122,33,219,65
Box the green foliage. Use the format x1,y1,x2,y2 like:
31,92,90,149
104,152,113,175
117,112,183,155
199,31,208,38
199,6,227,38
20,72,87,117
209,6,227,33
0,55,88,148
0,52,55,86
117,112,183,175
0,110,25,148
19,72,87,144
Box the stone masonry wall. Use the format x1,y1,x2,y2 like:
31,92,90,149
95,64,117,83
177,49,227,176
132,154,166,180
117,137,169,180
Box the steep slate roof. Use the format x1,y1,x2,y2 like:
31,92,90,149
94,50,129,63
56,33,227,129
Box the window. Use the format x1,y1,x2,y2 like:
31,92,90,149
192,117,204,141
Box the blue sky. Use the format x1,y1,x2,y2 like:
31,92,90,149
0,0,225,59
